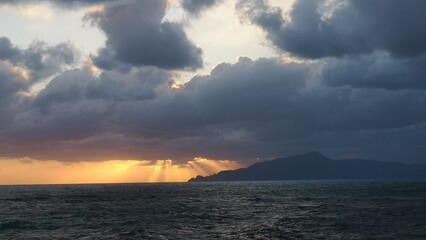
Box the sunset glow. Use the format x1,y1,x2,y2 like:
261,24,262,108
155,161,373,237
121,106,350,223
0,0,424,239
1,0,426,186
0,158,244,185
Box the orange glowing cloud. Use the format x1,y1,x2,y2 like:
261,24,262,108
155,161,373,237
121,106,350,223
0,157,245,185
85,4,105,15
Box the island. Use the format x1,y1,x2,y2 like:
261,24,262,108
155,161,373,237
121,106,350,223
188,151,426,182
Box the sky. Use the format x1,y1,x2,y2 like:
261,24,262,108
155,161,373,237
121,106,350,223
1,0,426,184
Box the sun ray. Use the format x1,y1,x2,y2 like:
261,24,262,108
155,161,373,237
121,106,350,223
0,157,245,185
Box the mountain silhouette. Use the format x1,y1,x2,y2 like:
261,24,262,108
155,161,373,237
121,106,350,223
188,151,426,182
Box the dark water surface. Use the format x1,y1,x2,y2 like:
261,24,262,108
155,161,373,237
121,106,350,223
1,181,426,239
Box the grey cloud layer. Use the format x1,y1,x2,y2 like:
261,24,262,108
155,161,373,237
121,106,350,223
1,0,426,163
0,37,78,144
0,62,27,100
2,54,426,162
237,0,426,91
237,0,426,58
87,0,203,70
322,53,426,90
0,37,77,94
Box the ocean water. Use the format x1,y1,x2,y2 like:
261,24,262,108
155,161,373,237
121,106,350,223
1,181,426,239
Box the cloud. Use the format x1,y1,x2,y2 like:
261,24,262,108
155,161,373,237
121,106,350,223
235,0,426,92
0,37,79,142
1,1,426,164
85,0,203,70
0,37,21,60
322,52,426,90
20,41,78,82
0,37,78,83
142,57,426,134
2,53,426,163
180,0,222,16
0,62,29,99
0,0,112,9
0,157,244,184
236,0,426,58
6,66,171,142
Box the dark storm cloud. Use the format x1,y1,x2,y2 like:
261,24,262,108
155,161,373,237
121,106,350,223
236,0,426,58
0,62,28,99
180,0,222,16
322,52,426,90
2,54,426,163
20,41,78,82
142,58,426,135
231,0,426,91
0,37,78,139
90,47,130,72
0,37,78,83
7,66,170,141
86,0,203,70
1,1,426,164
113,57,311,140
0,37,20,60
0,63,173,161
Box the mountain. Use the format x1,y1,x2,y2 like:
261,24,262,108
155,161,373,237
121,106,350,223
188,151,426,182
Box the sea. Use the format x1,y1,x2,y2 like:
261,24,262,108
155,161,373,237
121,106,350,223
0,181,425,239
